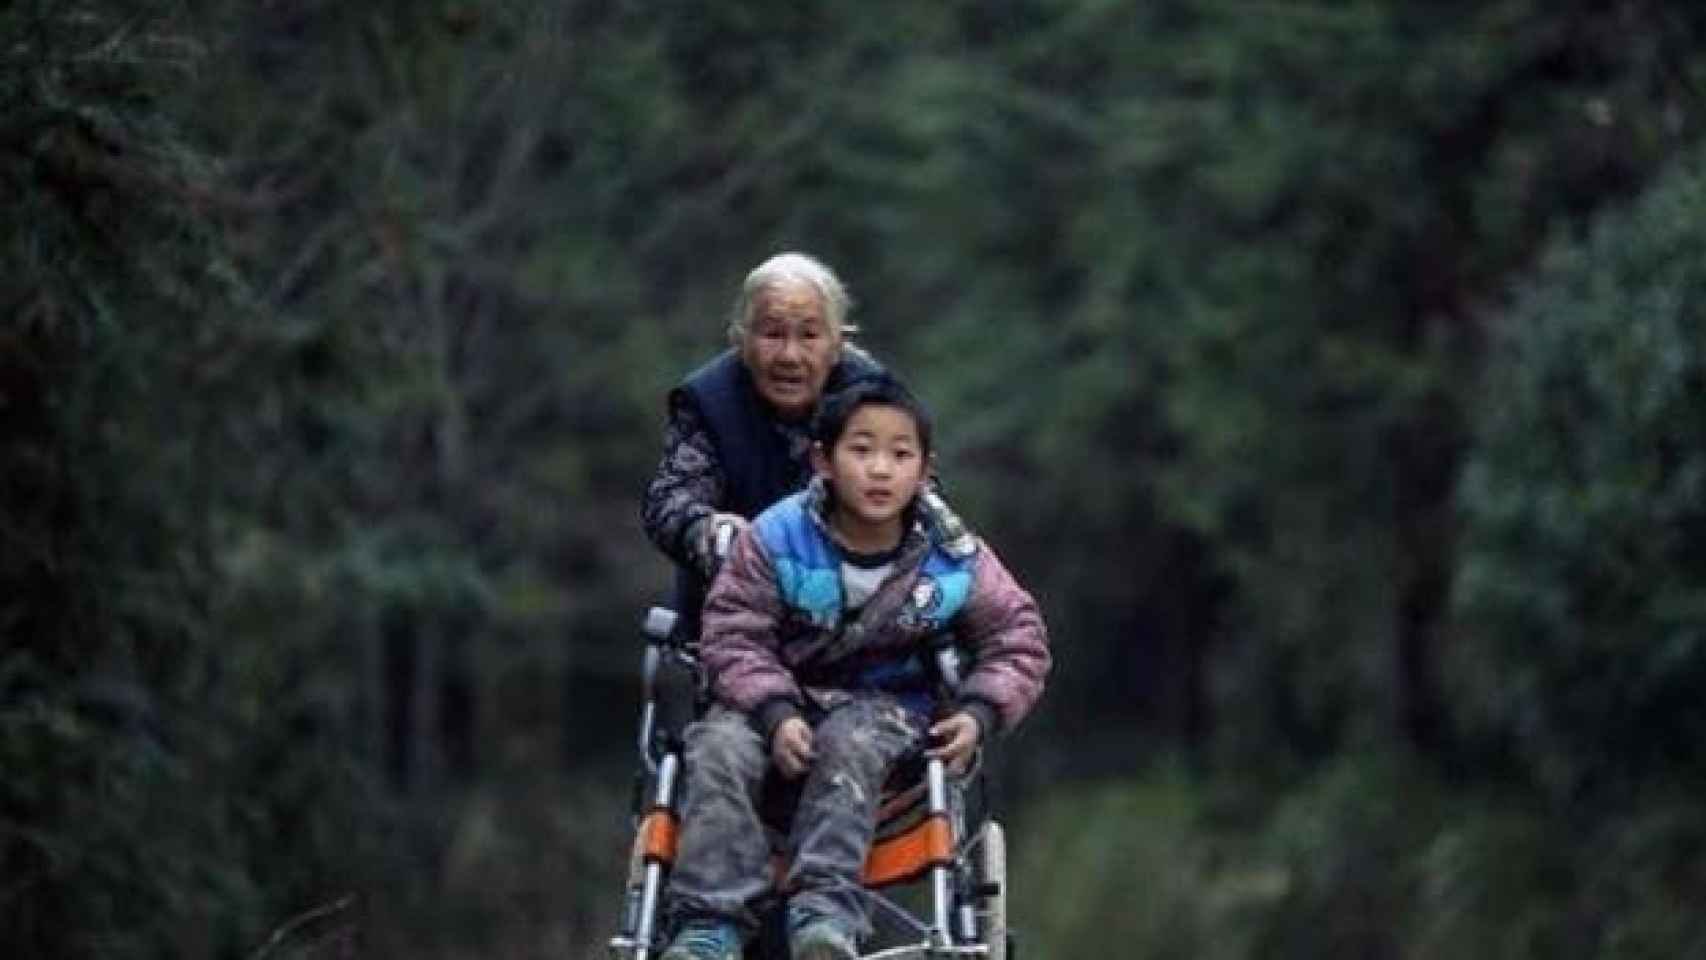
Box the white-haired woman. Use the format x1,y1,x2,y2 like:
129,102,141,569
641,252,971,625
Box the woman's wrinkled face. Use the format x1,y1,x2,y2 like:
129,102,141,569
741,282,841,420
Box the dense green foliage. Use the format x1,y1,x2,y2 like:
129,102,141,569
4,3,375,954
1020,756,1706,958
1451,147,1706,802
6,0,1706,957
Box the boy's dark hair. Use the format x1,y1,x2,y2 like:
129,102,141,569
812,372,934,456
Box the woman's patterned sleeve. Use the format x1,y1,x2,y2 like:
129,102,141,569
640,396,726,575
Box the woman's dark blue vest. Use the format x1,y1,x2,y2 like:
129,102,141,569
668,348,880,631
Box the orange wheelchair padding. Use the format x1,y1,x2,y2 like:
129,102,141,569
641,779,948,886
760,778,953,890
861,813,953,887
641,809,680,864
765,812,954,891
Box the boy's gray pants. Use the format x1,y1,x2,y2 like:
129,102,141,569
665,697,925,940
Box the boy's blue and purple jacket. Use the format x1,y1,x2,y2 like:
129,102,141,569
700,480,1052,742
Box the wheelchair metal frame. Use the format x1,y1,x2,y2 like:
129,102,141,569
607,606,1009,960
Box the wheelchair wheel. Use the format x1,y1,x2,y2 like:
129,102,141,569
976,820,1007,960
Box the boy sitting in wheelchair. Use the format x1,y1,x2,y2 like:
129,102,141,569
661,373,1052,960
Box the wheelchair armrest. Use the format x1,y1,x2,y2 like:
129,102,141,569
638,606,683,700
636,607,677,771
637,605,703,770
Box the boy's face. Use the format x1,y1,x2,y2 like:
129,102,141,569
741,281,841,421
813,403,927,530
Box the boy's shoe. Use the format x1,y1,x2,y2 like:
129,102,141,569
660,919,743,960
789,916,859,960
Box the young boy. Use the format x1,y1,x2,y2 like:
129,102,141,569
660,373,1052,960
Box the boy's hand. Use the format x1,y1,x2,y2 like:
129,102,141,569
772,716,815,778
927,711,982,776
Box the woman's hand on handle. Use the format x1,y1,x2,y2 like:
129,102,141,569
699,512,750,568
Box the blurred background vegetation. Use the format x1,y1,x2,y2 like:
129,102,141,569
5,1,1706,957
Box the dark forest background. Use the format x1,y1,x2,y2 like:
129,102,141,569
6,1,1706,957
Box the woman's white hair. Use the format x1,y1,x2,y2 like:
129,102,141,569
727,252,857,346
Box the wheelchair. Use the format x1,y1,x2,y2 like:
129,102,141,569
606,605,1013,960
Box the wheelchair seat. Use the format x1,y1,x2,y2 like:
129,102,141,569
747,742,978,890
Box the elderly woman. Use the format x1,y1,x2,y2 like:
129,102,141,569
642,252,969,623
